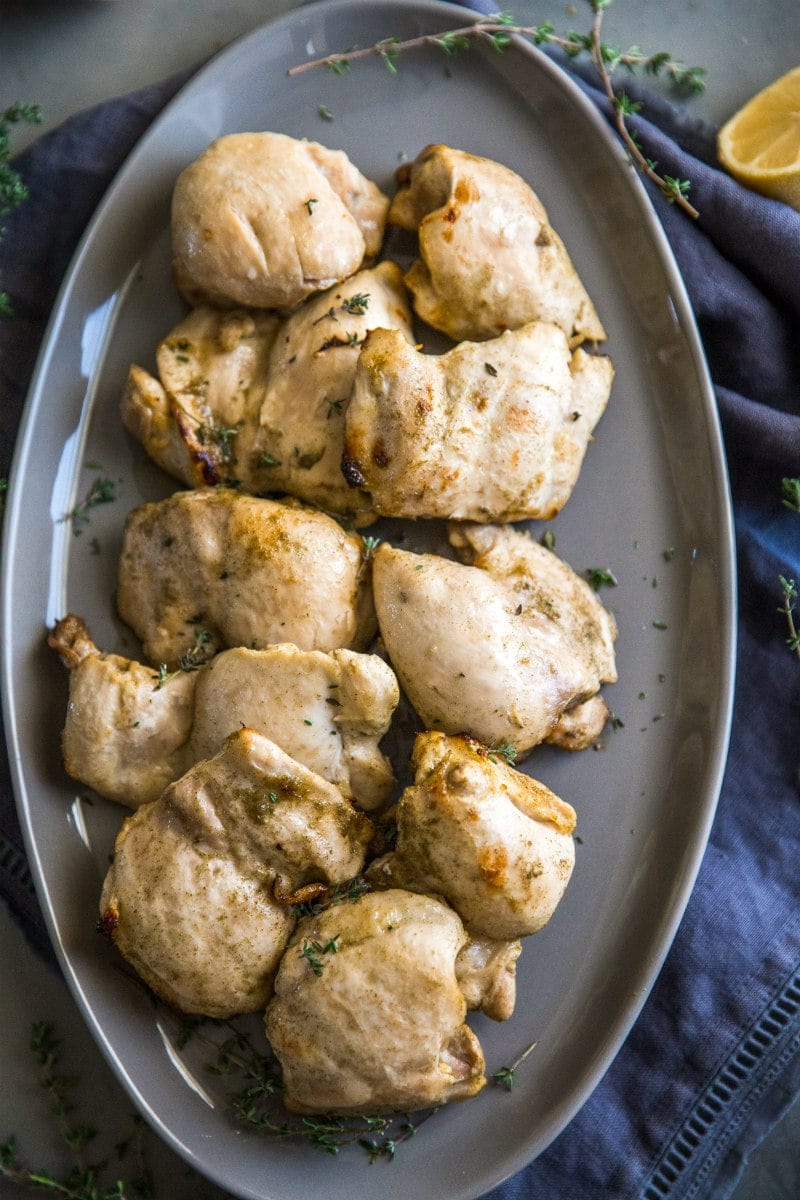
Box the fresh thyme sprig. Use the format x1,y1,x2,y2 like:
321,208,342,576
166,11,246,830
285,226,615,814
486,741,517,766
312,293,371,326
154,629,213,690
779,576,800,662
0,1022,154,1199
1,103,43,316
63,476,117,535
287,4,702,216
586,1,699,216
170,1012,433,1160
291,876,372,918
491,1039,539,1091
300,935,340,976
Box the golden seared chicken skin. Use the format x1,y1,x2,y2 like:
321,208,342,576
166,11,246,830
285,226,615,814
342,322,613,522
265,888,486,1114
116,488,375,668
48,617,398,811
121,264,412,523
368,733,576,941
172,133,388,310
389,143,605,344
99,729,373,1017
371,532,617,756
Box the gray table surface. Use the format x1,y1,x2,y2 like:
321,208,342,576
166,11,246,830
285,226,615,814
1,1,798,1197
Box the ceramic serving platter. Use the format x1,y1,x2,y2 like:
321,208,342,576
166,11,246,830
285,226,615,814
0,3,736,1197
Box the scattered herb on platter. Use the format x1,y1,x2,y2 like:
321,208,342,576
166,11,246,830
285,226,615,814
168,1010,437,1161
287,2,702,217
585,566,618,591
64,476,117,536
0,1021,155,1199
0,102,42,317
490,1039,538,1092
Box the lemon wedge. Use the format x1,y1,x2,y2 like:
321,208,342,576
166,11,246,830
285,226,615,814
718,66,800,209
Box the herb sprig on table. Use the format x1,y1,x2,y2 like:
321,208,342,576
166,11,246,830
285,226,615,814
1,102,42,316
0,1022,155,1199
287,2,703,217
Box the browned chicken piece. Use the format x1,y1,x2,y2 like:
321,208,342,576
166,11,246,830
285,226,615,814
367,733,576,943
265,888,486,1114
48,618,398,810
116,488,375,668
389,143,605,344
455,936,522,1023
120,264,412,523
99,729,373,1017
371,533,617,756
121,307,279,491
342,323,613,522
172,133,389,310
254,262,412,519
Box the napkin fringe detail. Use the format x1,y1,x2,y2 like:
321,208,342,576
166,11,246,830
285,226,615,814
640,964,800,1199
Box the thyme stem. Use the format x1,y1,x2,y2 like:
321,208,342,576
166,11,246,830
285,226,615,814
779,576,800,663
588,4,699,218
287,6,702,219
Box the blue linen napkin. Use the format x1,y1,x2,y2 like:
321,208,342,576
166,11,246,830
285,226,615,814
1,13,799,1200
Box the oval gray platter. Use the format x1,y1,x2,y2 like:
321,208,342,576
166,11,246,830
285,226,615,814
0,2,736,1198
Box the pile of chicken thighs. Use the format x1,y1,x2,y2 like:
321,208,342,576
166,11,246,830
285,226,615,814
51,135,616,1118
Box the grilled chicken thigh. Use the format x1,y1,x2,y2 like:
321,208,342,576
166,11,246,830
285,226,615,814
49,617,398,810
117,488,375,667
389,143,605,343
371,533,617,755
342,322,613,521
121,264,412,522
368,733,576,941
172,133,388,310
121,306,279,491
265,888,486,1114
99,729,373,1017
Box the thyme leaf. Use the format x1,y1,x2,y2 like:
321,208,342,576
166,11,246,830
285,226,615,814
64,476,117,535
300,935,340,976
486,741,517,766
781,476,800,512
585,566,618,590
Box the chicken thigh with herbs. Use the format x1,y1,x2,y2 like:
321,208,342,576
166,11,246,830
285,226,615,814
49,616,398,810
265,888,486,1114
117,488,375,667
389,143,605,343
450,521,618,749
172,133,389,310
121,263,412,522
342,322,613,521
368,733,576,941
99,729,373,1017
371,530,617,755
